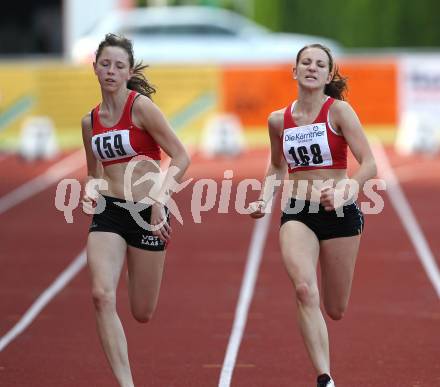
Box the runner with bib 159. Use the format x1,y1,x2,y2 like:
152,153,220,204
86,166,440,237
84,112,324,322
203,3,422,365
81,33,190,387
249,44,377,387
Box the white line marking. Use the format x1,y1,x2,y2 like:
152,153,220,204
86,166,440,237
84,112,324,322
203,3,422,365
218,209,273,387
0,250,87,352
373,142,440,298
0,149,85,215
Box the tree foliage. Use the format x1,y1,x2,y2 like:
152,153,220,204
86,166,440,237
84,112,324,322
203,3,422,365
139,0,440,47
253,0,440,48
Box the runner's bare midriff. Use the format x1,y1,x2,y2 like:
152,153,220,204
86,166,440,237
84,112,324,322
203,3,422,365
287,168,348,202
99,159,161,202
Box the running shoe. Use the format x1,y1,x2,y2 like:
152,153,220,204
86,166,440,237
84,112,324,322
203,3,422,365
317,373,335,387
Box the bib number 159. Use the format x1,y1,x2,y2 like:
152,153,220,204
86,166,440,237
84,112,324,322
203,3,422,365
94,134,127,159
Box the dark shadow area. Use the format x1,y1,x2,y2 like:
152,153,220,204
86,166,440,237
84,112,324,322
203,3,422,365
0,0,62,55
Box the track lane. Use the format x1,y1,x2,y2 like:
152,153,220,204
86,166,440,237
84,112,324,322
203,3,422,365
0,152,80,198
1,147,438,386
0,167,89,336
386,148,440,267
0,150,267,386
232,146,440,387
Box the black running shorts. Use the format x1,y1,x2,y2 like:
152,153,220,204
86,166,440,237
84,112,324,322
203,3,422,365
280,198,364,240
89,195,169,251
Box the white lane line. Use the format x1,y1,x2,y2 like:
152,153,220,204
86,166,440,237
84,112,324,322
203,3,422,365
218,209,273,387
373,142,440,298
0,149,85,215
0,250,87,352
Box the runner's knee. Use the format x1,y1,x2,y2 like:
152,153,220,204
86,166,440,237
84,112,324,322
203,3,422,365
324,302,346,320
132,308,154,324
295,282,319,307
91,288,116,312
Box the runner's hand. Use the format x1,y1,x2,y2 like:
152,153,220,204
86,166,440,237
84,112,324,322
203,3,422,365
320,187,346,211
81,193,98,216
249,199,266,219
151,202,172,242
321,182,354,211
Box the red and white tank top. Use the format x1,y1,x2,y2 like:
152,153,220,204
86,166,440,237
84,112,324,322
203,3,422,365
91,91,161,166
282,97,347,173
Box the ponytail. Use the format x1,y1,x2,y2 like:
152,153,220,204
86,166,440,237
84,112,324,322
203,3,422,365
127,62,156,100
325,65,347,101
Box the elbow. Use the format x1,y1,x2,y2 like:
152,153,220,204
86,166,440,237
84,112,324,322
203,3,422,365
169,148,191,173
360,157,377,180
91,161,103,179
176,149,191,175
182,150,191,171
370,159,378,179
273,162,286,176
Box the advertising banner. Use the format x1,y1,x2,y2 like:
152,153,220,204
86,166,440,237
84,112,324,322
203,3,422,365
399,55,440,119
397,55,440,154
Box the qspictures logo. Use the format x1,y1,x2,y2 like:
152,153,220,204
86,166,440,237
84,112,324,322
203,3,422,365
54,155,386,228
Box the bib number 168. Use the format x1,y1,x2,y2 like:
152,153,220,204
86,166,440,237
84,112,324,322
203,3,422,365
288,144,323,166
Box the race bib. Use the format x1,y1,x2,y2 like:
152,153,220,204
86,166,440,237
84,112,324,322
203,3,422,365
283,123,333,168
91,129,137,162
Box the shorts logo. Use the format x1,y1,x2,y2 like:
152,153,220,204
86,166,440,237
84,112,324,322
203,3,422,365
141,234,162,246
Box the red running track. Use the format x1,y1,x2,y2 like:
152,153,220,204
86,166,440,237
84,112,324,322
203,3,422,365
0,147,438,386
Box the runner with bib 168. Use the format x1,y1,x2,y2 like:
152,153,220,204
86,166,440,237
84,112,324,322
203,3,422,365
249,44,377,387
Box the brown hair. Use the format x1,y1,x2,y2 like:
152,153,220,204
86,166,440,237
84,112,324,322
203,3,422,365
296,43,347,100
95,33,156,99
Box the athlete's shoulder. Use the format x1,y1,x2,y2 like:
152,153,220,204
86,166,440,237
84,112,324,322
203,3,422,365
131,92,155,114
81,112,93,144
329,99,358,121
329,99,352,114
81,112,92,130
268,108,285,131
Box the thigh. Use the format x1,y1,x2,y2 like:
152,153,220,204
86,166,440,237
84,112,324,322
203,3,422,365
126,246,166,312
319,235,361,313
87,231,127,292
279,221,320,287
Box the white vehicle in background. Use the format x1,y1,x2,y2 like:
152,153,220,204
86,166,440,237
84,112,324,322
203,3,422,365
71,6,343,64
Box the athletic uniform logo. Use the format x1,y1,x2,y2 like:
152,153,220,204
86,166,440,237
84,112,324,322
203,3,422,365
283,123,333,168
141,234,163,246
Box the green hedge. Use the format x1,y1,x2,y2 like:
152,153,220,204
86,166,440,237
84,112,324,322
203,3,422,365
139,0,440,47
254,0,440,48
